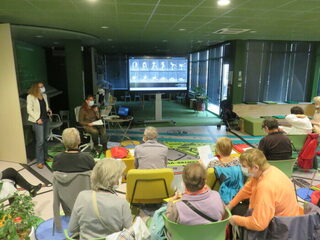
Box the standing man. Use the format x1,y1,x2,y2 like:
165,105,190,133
134,126,168,169
259,118,292,160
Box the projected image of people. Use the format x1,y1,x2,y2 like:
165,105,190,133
129,57,188,91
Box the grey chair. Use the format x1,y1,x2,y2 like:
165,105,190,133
48,114,63,142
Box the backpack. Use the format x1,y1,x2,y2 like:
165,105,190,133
298,133,318,169
149,206,167,240
110,147,128,158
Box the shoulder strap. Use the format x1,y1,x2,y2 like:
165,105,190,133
182,200,217,222
92,191,109,229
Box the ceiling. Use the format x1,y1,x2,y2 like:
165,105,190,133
2,0,320,55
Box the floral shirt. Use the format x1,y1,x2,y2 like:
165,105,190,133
208,157,240,168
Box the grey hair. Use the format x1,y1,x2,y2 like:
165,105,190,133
62,128,81,149
91,158,125,191
144,126,158,140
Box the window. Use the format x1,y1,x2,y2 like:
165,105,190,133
243,41,313,102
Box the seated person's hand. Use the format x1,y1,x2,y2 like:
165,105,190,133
226,203,233,211
198,159,204,165
172,192,182,201
87,122,93,127
229,216,236,226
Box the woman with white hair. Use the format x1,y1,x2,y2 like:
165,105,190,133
52,128,95,172
134,126,168,169
68,159,132,239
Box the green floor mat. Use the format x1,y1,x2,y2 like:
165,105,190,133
163,141,215,157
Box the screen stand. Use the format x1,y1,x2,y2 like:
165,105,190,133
144,93,176,125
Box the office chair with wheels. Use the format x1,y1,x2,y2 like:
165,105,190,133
59,110,70,128
48,114,63,142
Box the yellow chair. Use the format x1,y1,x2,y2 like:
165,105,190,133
163,208,232,240
126,168,175,204
105,149,135,183
268,158,296,178
206,168,220,191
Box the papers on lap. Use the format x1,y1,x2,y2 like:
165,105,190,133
91,119,103,126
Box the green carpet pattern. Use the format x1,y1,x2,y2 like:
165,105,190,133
163,141,215,157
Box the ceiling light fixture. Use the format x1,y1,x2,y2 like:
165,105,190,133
87,0,98,3
35,35,43,38
101,26,109,29
162,40,168,42
179,28,186,31
217,0,230,6
107,38,113,41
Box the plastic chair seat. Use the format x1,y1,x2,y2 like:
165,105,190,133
163,208,232,240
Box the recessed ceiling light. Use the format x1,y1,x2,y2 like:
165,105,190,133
87,0,97,3
162,40,168,42
217,0,230,6
107,38,113,41
179,28,186,31
197,40,203,43
35,35,43,38
101,26,109,29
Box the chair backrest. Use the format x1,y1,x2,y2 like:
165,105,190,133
242,203,320,240
53,171,91,230
206,168,220,191
268,159,296,178
74,106,82,122
163,208,232,240
59,110,70,121
287,134,308,152
126,168,175,204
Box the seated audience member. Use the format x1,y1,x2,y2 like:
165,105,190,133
0,168,42,199
311,96,320,134
258,118,292,160
134,126,168,169
69,159,132,239
52,128,95,172
282,106,312,134
166,162,225,225
228,149,301,231
208,137,240,167
205,137,243,204
79,95,108,155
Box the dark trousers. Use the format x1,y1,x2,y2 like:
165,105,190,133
2,168,33,191
83,125,108,150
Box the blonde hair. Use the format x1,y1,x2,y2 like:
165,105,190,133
144,126,158,140
239,149,269,170
62,128,81,149
91,158,125,191
215,137,233,156
182,162,207,192
27,82,42,98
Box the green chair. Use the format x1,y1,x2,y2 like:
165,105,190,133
64,230,105,240
268,158,296,178
163,208,232,240
286,134,307,152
